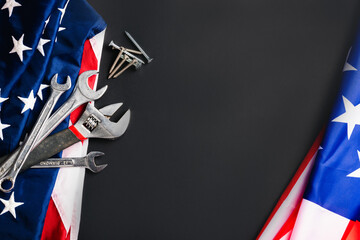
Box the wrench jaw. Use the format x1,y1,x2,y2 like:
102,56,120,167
74,103,131,140
51,75,72,91
99,103,123,117
86,152,107,173
77,70,108,101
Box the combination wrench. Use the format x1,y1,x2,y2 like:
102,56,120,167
31,151,107,173
0,74,71,192
0,70,108,192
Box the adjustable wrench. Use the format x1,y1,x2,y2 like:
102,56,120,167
0,74,71,192
35,102,130,158
0,103,130,171
0,70,107,192
31,151,107,173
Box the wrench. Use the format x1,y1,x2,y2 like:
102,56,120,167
31,151,107,173
0,70,107,192
0,103,130,171
0,74,71,192
37,70,107,145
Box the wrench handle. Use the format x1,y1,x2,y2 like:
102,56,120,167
0,129,81,172
21,129,80,170
33,159,75,168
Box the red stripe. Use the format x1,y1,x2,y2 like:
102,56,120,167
257,128,325,239
69,125,87,141
41,39,99,239
40,198,68,240
273,202,301,239
342,220,360,240
69,40,98,125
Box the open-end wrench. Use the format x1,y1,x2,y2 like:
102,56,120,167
0,74,71,192
0,70,107,192
0,103,131,171
31,151,107,173
36,70,107,146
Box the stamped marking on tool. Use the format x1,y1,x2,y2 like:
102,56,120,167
83,114,101,132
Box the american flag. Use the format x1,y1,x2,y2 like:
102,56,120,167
257,23,360,240
0,0,106,239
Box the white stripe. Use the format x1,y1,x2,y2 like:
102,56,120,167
89,29,105,68
52,140,87,235
69,28,106,240
279,231,292,240
290,199,349,240
258,152,317,240
51,29,106,240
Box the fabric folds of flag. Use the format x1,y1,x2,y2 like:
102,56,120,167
0,0,106,239
257,22,360,240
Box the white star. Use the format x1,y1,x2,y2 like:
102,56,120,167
0,89,8,111
0,192,24,219
347,151,360,178
42,15,51,34
332,96,360,139
1,0,21,17
9,34,32,62
18,90,36,114
0,89,8,104
55,27,66,42
343,47,357,72
0,96,8,104
0,118,10,140
37,38,50,56
58,0,69,24
37,84,49,100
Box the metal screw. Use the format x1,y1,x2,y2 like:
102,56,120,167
109,41,145,65
125,31,153,63
113,59,138,78
109,40,121,50
124,48,142,55
109,47,125,74
108,55,129,79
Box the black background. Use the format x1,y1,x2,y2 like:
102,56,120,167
79,1,360,239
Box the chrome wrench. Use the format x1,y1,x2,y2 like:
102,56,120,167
31,151,107,173
0,74,71,192
22,103,130,166
0,70,107,192
36,70,107,145
0,103,130,171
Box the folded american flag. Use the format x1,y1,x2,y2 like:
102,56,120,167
257,21,360,240
0,0,106,239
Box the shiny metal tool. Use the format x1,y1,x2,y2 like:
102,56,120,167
0,74,71,192
125,31,153,63
31,151,107,173
109,41,144,69
0,70,107,192
0,103,130,171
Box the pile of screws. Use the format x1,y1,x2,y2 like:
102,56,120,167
108,31,153,79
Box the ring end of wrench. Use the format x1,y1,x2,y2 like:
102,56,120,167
0,177,15,193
